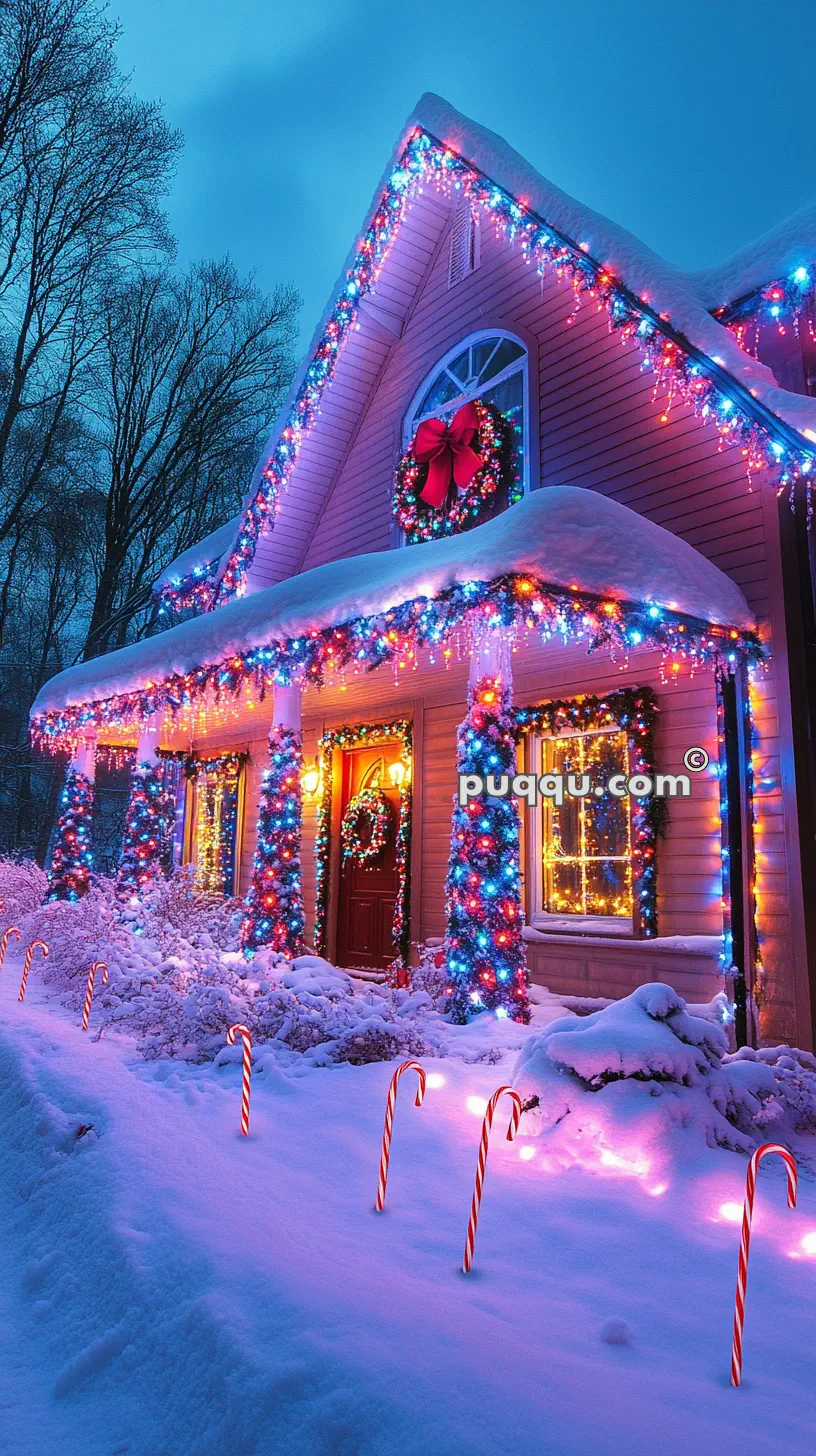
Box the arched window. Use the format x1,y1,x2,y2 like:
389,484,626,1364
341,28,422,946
401,332,528,539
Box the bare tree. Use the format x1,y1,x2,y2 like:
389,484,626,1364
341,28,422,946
81,258,298,659
0,0,181,549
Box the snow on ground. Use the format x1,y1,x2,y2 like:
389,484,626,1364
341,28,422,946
2,943,816,1456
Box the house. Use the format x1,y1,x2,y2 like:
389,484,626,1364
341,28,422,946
31,94,816,1049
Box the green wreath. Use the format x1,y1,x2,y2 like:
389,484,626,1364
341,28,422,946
393,397,515,544
341,788,391,865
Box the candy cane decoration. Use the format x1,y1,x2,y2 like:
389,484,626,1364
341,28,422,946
0,926,21,970
226,1023,253,1136
18,940,48,1002
462,1085,523,1273
81,961,109,1031
376,1059,426,1211
731,1142,798,1387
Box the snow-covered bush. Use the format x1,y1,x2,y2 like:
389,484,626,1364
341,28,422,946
409,944,448,1004
20,880,127,996
0,856,48,924
513,983,816,1170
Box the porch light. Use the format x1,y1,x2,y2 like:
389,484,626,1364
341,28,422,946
301,759,321,798
388,758,409,789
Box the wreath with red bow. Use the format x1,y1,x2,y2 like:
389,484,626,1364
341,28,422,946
341,788,391,866
394,398,514,544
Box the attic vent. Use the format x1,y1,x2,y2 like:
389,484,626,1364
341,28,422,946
448,202,479,289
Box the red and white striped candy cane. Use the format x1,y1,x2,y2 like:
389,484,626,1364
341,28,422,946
0,926,21,969
375,1059,426,1211
18,939,48,1002
731,1141,798,1387
462,1085,523,1274
226,1023,253,1136
81,961,109,1031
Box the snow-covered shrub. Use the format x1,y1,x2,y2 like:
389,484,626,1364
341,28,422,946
722,1044,816,1141
409,944,449,1004
515,983,816,1166
20,880,127,999
0,856,48,924
513,983,756,1166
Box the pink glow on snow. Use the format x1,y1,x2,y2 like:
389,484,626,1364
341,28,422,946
717,1201,744,1223
426,1073,446,1089
799,1231,816,1257
647,1183,669,1197
598,1147,650,1178
466,1095,488,1117
518,1145,536,1162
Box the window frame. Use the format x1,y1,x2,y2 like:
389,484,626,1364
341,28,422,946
402,328,531,499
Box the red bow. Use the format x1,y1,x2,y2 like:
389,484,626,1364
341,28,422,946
413,401,483,509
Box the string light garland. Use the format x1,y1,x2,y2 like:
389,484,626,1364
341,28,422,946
116,759,177,897
240,726,305,958
314,720,412,966
445,675,529,1024
31,573,761,752
515,687,665,936
187,753,245,897
159,126,815,618
394,398,516,543
714,265,814,347
46,770,94,901
341,787,391,864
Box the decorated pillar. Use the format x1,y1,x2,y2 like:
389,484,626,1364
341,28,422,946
239,684,305,958
46,737,96,901
116,724,173,896
444,627,529,1023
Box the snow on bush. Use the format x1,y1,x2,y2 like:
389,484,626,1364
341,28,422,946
0,856,48,924
18,871,440,1067
513,983,816,1170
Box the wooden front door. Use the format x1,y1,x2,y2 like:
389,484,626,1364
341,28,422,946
335,742,402,970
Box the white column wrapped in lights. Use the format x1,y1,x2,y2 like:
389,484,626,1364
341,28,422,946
443,625,529,1023
116,722,172,895
46,735,97,901
239,684,305,958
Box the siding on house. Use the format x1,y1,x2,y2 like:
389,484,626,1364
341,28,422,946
168,200,805,1043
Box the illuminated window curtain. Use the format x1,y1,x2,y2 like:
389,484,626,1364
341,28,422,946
187,754,245,896
541,730,633,919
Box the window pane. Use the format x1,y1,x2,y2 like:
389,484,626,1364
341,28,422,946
540,728,633,921
480,337,524,383
418,371,462,415
472,338,500,377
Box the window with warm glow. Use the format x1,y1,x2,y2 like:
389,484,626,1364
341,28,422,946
535,728,634,928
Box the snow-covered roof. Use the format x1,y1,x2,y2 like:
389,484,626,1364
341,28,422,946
691,200,816,312
201,94,816,603
32,487,754,718
153,516,241,595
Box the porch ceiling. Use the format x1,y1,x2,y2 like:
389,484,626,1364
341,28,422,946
33,486,754,725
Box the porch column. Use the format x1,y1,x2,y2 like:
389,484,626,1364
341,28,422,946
239,684,305,959
116,723,171,896
46,736,97,901
444,626,529,1023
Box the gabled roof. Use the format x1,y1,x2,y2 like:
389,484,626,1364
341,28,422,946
31,487,754,736
190,94,816,612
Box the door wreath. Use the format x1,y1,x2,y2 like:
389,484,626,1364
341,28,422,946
341,787,391,865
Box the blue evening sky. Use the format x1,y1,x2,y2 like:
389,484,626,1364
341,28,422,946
113,0,816,351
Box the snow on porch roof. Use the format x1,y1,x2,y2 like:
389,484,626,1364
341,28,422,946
32,488,754,721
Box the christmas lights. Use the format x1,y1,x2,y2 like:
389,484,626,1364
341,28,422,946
314,720,412,965
341,787,391,864
46,770,94,901
31,572,761,752
116,759,177,897
182,126,816,615
187,753,245,897
715,265,814,348
515,688,665,935
394,398,515,543
240,726,305,957
445,675,529,1024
